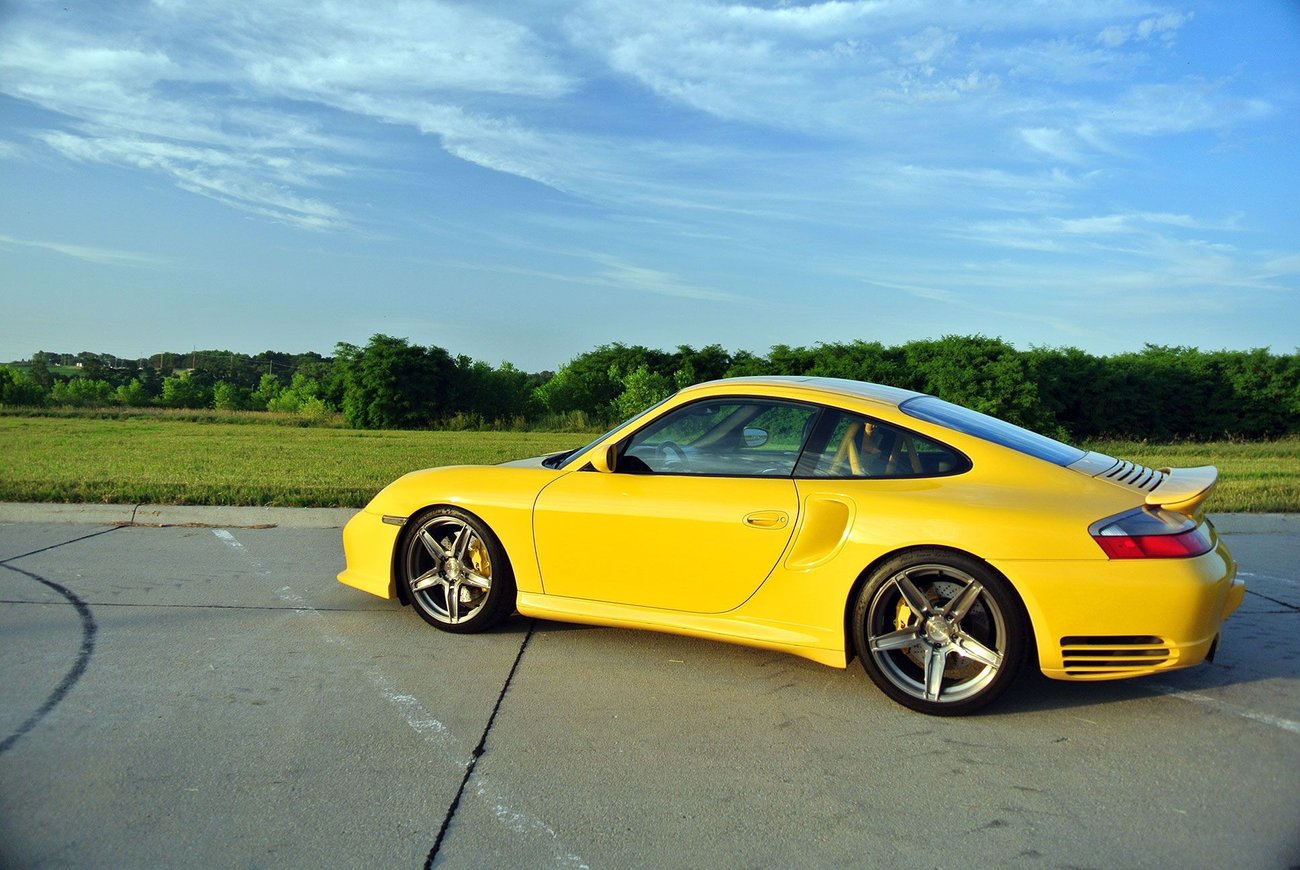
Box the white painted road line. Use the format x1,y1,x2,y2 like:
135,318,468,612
1148,683,1300,735
211,529,245,551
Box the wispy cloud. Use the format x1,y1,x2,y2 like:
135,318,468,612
1097,12,1192,48
425,246,738,303
0,0,1280,230
0,233,167,267
0,0,1294,366
588,254,738,301
0,0,574,227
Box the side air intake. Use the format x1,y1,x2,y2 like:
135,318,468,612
1060,635,1171,676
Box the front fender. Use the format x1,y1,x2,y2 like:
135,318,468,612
360,465,565,595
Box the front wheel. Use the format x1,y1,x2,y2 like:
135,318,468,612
852,550,1027,715
399,507,515,633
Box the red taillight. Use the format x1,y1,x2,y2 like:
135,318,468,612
1092,527,1212,559
1090,508,1214,560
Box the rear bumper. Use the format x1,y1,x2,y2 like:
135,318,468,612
337,508,402,600
994,536,1240,681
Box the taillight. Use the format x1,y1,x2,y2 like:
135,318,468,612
1090,507,1213,560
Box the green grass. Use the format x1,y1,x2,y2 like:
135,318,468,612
0,417,594,507
1,417,1296,511
1080,438,1300,514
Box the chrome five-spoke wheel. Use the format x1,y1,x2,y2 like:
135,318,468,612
400,508,515,633
853,550,1027,715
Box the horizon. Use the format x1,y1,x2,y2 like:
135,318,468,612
6,332,1294,378
2,1,1297,371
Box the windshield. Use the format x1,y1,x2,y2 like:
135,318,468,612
899,395,1085,466
546,394,678,470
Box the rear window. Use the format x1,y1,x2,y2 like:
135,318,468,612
899,395,1085,466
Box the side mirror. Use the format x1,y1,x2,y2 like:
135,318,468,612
742,427,769,448
589,444,617,473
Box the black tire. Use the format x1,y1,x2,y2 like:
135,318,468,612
851,549,1027,716
399,507,515,634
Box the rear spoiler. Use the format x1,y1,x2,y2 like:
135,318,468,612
1145,466,1219,518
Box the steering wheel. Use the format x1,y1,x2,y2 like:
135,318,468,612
656,440,688,470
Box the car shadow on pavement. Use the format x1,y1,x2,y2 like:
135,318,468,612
994,669,1161,714
486,613,598,635
479,611,1287,719
991,658,1284,716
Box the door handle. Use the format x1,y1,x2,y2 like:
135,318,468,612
744,510,789,529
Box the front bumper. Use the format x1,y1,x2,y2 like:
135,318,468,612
337,508,402,600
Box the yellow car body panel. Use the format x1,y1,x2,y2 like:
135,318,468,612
514,591,847,667
533,473,799,612
339,465,564,598
993,535,1241,679
337,507,401,598
337,375,1242,706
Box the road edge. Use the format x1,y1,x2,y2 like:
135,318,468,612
0,502,359,529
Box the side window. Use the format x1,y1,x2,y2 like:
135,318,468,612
619,399,819,477
799,410,967,479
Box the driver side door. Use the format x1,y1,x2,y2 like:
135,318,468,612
532,398,820,613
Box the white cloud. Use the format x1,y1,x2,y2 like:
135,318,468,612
0,0,1281,247
1020,127,1082,162
226,0,575,98
0,233,167,267
895,26,958,69
0,0,575,227
963,210,1222,247
37,130,346,230
589,255,737,301
1099,12,1192,47
1101,82,1272,137
947,210,1296,307
1261,254,1300,277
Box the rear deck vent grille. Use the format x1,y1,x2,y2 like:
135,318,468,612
1099,459,1166,492
1060,635,1171,675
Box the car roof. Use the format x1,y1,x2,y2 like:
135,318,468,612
687,376,925,409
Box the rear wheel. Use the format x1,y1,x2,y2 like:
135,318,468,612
852,550,1026,715
399,507,515,633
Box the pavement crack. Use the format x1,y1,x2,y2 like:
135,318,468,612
1244,588,1299,613
0,525,123,566
425,620,536,869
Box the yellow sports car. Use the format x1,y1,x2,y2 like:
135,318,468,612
338,376,1243,715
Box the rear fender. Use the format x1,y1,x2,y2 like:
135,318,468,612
841,545,1037,667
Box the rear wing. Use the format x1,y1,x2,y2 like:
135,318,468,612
1145,466,1219,518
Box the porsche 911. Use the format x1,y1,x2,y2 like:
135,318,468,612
338,376,1242,715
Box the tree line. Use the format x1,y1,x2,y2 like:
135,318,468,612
3,335,1298,440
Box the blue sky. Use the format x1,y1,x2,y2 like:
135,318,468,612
1,0,1297,372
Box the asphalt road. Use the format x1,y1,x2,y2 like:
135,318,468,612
1,506,1297,869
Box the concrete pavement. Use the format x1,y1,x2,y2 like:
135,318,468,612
1,508,1297,868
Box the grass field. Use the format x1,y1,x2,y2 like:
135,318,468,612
1078,438,1300,513
0,417,594,507
1,417,1296,511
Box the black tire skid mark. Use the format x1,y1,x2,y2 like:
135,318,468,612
0,530,114,757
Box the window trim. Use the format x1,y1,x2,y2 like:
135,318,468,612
899,395,1084,467
609,395,822,479
793,407,971,481
602,395,971,481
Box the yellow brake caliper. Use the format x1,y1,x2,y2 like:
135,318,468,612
465,538,491,603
